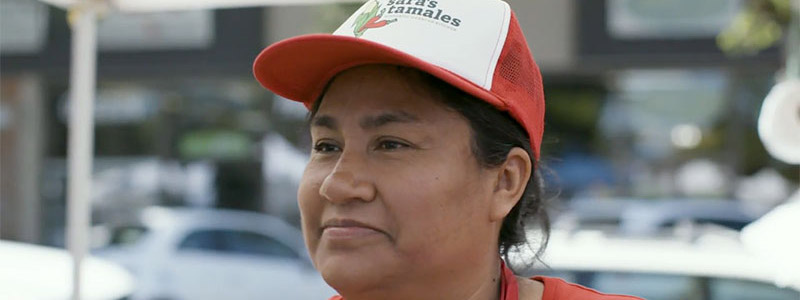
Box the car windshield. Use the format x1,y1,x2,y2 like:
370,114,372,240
108,225,149,246
177,229,300,259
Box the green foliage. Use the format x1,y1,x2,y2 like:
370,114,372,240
717,0,793,55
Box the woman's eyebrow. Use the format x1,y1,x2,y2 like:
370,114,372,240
311,111,420,130
311,115,338,130
359,111,420,129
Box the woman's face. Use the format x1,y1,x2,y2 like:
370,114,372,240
298,65,501,292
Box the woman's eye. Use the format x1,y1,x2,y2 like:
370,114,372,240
313,142,341,153
377,140,409,151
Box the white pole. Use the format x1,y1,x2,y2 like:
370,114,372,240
67,2,98,300
787,0,800,80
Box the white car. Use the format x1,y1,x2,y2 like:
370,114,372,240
554,198,759,235
0,240,135,300
517,227,800,300
94,207,336,300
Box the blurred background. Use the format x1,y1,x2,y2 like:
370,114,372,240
1,0,799,299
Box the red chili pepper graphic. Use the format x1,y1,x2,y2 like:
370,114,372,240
359,16,388,33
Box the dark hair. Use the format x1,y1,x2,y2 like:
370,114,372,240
308,65,550,269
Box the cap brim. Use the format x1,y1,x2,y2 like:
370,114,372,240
253,34,506,110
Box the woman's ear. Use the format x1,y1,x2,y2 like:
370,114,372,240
489,147,532,222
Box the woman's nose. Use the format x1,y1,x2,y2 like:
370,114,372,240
319,160,376,204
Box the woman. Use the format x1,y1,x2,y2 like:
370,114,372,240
253,0,643,299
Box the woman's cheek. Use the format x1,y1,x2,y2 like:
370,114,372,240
387,176,448,242
298,164,327,249
299,161,329,202
297,171,319,216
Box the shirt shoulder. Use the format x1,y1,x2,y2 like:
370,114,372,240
328,296,343,300
532,276,644,300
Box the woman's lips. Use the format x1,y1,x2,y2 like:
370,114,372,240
322,226,382,239
321,219,385,240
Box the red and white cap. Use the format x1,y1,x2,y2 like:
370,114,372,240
253,0,545,159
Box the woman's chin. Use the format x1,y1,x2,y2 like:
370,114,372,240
315,250,395,292
320,261,377,292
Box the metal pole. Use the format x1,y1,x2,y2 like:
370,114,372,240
787,0,800,80
67,2,98,300
791,0,800,179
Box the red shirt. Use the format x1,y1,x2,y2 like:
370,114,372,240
328,261,643,300
529,276,643,300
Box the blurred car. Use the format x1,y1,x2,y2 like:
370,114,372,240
94,206,335,300
554,198,760,235
518,228,800,300
0,240,134,300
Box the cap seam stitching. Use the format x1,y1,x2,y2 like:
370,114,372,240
483,2,511,90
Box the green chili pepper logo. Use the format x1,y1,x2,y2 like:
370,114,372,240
352,0,398,37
